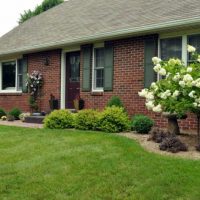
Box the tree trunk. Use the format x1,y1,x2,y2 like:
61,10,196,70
168,117,180,135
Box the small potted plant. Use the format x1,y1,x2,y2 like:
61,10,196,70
73,95,84,111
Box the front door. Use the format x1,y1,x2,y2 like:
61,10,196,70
66,52,80,109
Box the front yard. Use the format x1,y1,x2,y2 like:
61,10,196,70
0,126,200,200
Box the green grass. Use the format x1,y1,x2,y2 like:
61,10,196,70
0,126,200,200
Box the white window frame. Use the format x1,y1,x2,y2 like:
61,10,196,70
0,59,22,93
158,33,200,80
92,43,105,92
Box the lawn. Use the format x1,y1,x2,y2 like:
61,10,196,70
0,126,200,200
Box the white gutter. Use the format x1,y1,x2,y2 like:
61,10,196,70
1,16,200,56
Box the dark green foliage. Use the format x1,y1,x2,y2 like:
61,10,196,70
131,115,154,134
9,108,22,120
99,106,130,133
107,96,124,108
19,0,64,23
75,109,100,130
44,110,74,129
0,108,6,118
29,96,39,112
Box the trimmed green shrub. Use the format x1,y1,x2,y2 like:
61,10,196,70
75,109,100,130
107,96,124,108
131,115,154,134
44,110,74,129
99,106,130,133
9,108,22,120
0,108,6,118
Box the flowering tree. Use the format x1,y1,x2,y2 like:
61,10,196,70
139,45,200,136
26,71,43,112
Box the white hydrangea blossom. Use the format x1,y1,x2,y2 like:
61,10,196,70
168,58,182,66
173,73,181,82
138,89,148,98
151,82,158,92
189,91,196,98
179,81,186,88
152,57,161,65
152,104,162,113
172,90,180,99
145,101,155,110
187,45,196,53
183,74,193,86
153,64,161,73
187,67,193,73
193,78,200,88
183,74,193,82
194,98,200,107
198,55,200,63
160,90,171,99
146,92,155,101
158,68,167,76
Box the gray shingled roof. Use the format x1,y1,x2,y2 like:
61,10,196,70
0,0,200,56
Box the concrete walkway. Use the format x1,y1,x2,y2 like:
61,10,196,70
0,120,43,128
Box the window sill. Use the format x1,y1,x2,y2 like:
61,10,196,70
91,91,104,96
0,91,23,96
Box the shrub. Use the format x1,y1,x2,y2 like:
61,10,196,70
107,96,124,108
0,108,6,118
44,109,74,129
99,106,130,133
7,114,15,121
159,135,188,153
131,115,154,134
9,108,22,120
148,128,171,143
75,109,100,130
19,113,31,122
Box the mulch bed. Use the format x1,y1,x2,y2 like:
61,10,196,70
119,131,200,160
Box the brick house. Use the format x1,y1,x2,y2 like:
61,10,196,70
0,0,200,130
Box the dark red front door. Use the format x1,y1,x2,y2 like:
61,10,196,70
66,52,80,109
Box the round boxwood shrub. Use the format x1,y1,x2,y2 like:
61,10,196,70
107,96,124,108
99,106,130,133
44,110,74,129
131,115,154,134
0,108,6,118
9,108,22,120
75,109,100,130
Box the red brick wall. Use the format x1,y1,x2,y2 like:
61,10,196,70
0,37,197,131
80,36,197,131
0,49,61,113
28,50,61,112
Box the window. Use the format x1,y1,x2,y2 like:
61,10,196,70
0,59,27,92
188,34,200,63
93,47,104,90
69,54,80,82
2,61,16,90
160,37,182,60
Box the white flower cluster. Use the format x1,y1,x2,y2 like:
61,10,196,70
187,45,196,53
138,89,154,100
152,57,167,76
193,98,200,108
179,74,193,87
138,88,162,113
159,90,171,99
172,90,180,99
193,78,200,88
168,58,182,66
173,73,181,82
